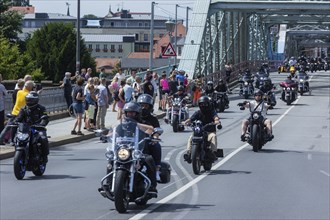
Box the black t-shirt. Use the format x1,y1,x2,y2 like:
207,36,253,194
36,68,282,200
140,114,160,128
15,104,49,126
72,85,84,103
143,81,154,97
190,110,218,132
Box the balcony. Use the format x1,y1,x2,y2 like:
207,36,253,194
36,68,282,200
88,48,93,52
95,48,100,52
110,49,116,52
103,49,108,52
118,48,123,53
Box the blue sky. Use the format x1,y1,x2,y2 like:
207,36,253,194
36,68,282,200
29,0,194,20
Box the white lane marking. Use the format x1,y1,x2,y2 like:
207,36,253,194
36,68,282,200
320,170,330,177
129,85,303,220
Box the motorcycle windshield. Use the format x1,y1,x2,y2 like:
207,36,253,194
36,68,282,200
113,118,146,151
296,73,308,80
18,122,30,133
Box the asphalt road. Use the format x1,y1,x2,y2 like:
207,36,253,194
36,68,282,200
1,71,329,220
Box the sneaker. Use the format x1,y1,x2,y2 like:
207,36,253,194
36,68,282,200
164,118,169,124
183,153,191,164
71,130,77,135
77,131,84,135
148,186,158,198
241,134,246,142
267,134,274,141
156,171,161,182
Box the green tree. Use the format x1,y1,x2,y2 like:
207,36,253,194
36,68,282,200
0,0,23,42
0,36,43,80
26,22,96,82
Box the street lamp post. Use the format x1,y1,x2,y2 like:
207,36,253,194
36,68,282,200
149,2,156,70
165,19,175,73
174,4,178,66
76,0,81,73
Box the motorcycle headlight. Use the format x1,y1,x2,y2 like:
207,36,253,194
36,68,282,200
286,87,291,91
105,147,114,160
132,150,144,160
299,79,304,83
17,132,29,141
252,113,259,120
244,82,248,86
117,147,130,160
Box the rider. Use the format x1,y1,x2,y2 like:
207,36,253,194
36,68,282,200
238,90,274,142
205,81,214,95
120,102,158,195
214,79,230,108
15,91,49,162
182,96,222,163
137,94,162,182
280,75,298,100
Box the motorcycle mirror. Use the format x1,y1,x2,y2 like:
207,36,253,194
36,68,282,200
153,127,163,135
240,106,245,110
217,124,222,130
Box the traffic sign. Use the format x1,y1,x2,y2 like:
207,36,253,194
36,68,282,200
162,42,177,57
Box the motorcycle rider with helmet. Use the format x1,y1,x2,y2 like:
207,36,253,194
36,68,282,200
137,94,162,182
182,96,222,163
165,85,189,124
214,79,230,108
14,91,49,162
238,90,274,142
119,102,158,195
205,81,214,95
280,75,298,100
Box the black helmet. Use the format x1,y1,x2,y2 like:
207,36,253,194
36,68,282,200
198,96,211,109
177,85,184,91
254,90,264,97
287,75,292,79
25,91,39,108
137,94,154,108
219,79,224,83
123,102,141,120
245,68,250,74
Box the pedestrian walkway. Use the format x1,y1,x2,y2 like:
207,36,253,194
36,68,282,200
0,100,165,160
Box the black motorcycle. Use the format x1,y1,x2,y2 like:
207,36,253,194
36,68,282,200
96,119,171,213
240,104,268,152
188,121,223,175
210,91,228,113
166,97,189,132
9,115,49,180
239,75,254,99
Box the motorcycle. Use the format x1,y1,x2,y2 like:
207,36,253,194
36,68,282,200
296,72,311,96
9,115,49,180
96,119,171,213
279,81,298,105
166,97,189,132
255,72,269,89
262,87,277,109
213,91,228,113
239,75,254,99
239,103,269,152
188,121,223,175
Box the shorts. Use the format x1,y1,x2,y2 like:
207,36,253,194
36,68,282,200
73,102,84,114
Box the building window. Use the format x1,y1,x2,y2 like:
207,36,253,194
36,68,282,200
96,44,100,52
103,44,108,52
135,34,139,41
143,34,148,42
118,45,123,53
110,22,114,27
138,22,142,27
110,44,115,52
88,44,93,52
144,22,149,27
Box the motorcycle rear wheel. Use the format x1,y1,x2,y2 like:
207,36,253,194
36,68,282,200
114,170,129,213
13,151,26,180
191,143,202,175
32,163,46,176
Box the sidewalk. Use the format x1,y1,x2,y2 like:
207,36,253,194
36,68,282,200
0,101,166,160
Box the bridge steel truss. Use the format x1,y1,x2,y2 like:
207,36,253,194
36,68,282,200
178,0,330,79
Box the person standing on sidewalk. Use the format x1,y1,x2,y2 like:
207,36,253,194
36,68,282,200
60,72,77,109
108,76,119,112
71,77,85,135
96,78,109,130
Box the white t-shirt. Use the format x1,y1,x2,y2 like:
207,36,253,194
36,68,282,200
115,73,126,84
248,100,268,116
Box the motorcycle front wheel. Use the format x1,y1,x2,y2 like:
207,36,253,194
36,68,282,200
172,114,179,132
191,143,202,175
114,170,129,213
251,124,260,152
13,151,26,180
